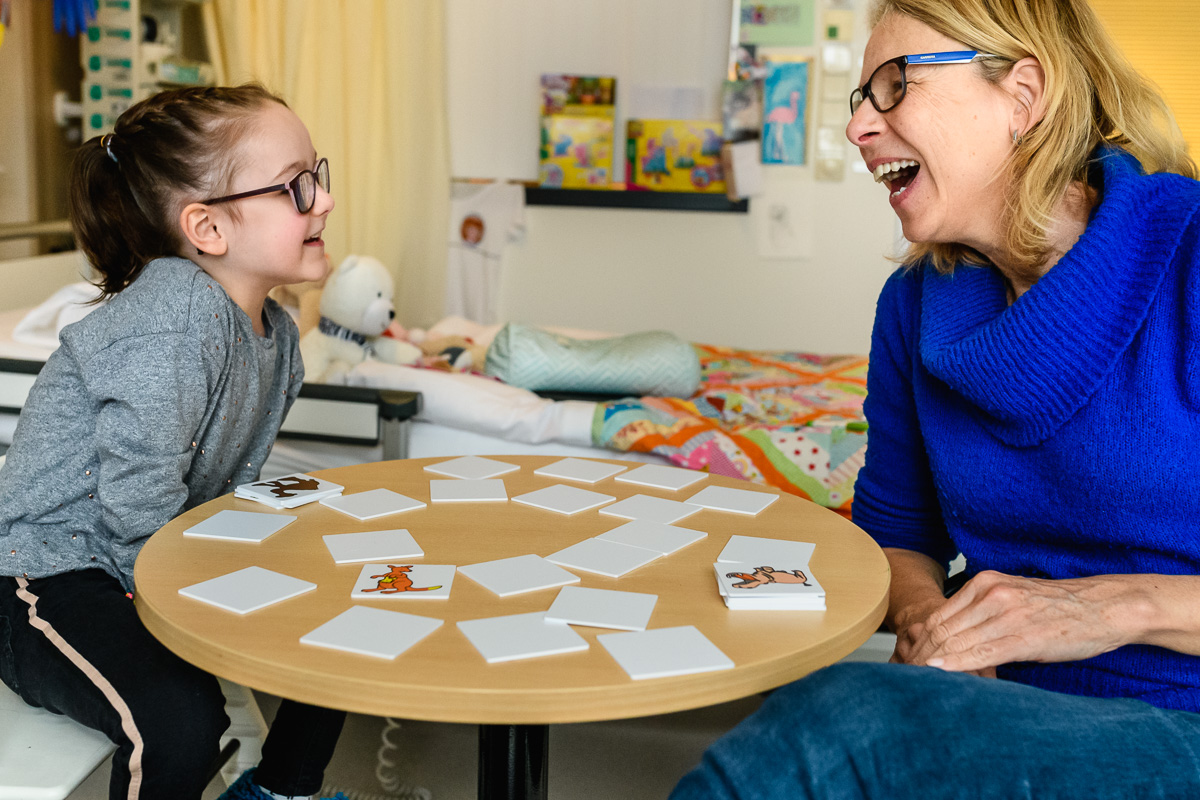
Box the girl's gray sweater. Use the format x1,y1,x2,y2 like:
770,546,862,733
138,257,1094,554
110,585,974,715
0,258,303,592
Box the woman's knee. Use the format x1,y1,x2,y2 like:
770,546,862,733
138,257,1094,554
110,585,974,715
733,662,960,766
764,663,920,729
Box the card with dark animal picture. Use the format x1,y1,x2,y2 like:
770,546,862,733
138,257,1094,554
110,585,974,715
351,563,455,600
236,473,344,509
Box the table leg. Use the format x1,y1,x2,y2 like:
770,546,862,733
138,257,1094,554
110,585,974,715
477,723,549,800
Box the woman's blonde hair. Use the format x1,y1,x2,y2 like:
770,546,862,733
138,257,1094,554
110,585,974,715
868,0,1196,278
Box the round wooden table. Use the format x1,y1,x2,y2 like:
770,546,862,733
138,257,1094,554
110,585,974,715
135,456,890,798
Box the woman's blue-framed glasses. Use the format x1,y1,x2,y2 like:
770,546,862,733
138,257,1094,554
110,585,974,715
850,50,997,115
202,157,330,214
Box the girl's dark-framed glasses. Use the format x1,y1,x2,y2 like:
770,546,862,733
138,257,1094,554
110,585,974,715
849,50,997,115
202,157,330,214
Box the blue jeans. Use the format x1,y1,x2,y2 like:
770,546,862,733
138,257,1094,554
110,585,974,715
671,662,1200,800
0,571,345,800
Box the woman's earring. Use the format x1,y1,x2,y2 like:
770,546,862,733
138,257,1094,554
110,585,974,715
1012,130,1023,146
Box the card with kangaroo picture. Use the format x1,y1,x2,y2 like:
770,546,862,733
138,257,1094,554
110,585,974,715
351,563,455,600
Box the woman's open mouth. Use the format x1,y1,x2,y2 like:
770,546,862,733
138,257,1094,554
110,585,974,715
874,159,921,199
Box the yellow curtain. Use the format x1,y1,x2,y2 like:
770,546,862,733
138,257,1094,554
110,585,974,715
206,0,450,328
1090,0,1198,155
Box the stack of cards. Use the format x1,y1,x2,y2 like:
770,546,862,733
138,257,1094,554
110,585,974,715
236,473,343,509
714,562,825,610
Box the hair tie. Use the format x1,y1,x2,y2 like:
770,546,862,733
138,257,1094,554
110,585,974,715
100,133,118,164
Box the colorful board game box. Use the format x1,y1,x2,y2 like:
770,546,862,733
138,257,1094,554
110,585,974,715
625,119,726,193
538,74,616,189
540,74,616,117
538,115,614,189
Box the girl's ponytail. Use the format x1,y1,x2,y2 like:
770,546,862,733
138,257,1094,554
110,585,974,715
68,134,171,297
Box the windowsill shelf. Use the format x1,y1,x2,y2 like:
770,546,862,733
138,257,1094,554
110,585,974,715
524,187,749,213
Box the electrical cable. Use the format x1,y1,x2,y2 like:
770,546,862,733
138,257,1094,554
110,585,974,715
319,717,432,800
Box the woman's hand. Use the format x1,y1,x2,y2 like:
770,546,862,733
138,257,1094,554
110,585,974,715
907,571,1138,673
890,593,998,678
879,548,1001,674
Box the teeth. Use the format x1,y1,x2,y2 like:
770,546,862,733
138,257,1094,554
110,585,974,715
873,159,919,183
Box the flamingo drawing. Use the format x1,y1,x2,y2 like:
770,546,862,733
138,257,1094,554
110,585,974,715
765,90,801,162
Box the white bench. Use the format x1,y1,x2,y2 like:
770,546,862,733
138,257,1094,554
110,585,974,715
0,680,115,799
0,677,267,799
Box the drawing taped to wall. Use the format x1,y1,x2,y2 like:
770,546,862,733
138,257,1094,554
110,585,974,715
739,0,816,47
761,60,809,165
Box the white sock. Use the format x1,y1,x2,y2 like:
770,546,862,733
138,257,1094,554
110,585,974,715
257,786,311,800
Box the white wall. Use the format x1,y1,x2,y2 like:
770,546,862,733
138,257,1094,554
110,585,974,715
446,0,899,354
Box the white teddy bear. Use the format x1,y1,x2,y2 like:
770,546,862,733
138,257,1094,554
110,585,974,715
299,254,422,383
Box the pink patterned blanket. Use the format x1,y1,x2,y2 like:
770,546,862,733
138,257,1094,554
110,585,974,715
592,345,868,515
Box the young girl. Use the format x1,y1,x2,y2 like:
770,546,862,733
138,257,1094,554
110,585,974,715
0,85,347,800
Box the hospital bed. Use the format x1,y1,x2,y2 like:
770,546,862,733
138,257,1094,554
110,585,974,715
0,252,870,508
0,251,669,474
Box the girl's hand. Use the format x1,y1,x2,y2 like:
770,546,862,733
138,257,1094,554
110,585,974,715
907,571,1134,673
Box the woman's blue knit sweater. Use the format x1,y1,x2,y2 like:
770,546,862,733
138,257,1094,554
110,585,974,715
852,148,1200,711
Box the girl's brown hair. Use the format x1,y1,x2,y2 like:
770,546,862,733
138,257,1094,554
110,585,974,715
68,84,287,298
869,0,1196,279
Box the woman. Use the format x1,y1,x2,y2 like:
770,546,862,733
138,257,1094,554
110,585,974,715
671,0,1200,797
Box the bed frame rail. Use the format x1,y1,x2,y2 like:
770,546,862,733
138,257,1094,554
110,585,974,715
0,357,421,461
